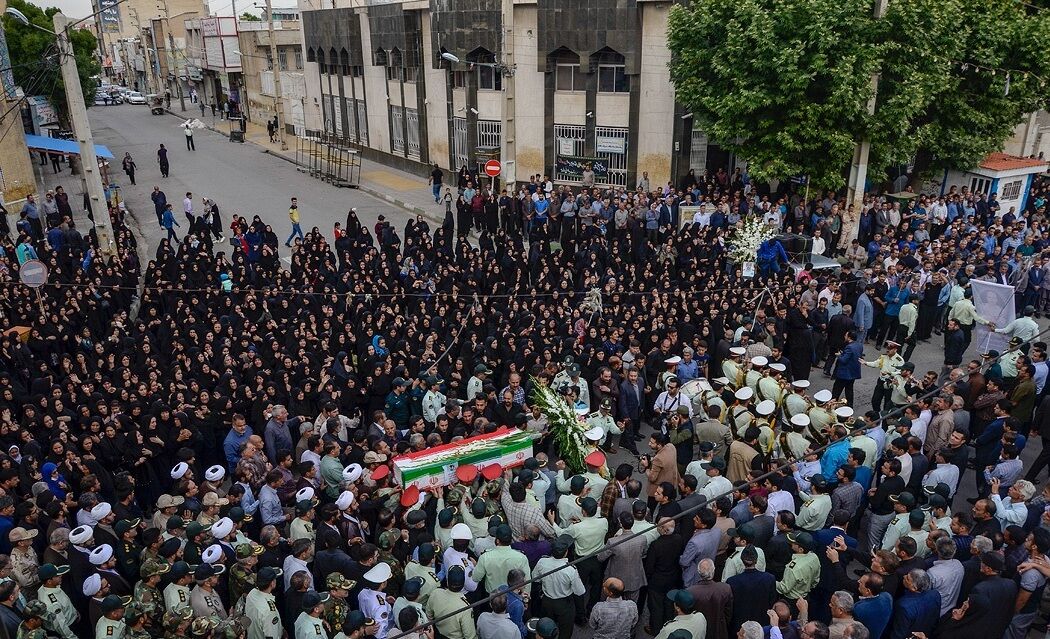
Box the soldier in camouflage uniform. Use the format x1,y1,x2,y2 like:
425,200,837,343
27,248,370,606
162,605,194,639
17,600,48,639
124,602,152,639
188,616,218,638
323,573,355,635
376,530,405,597
134,558,169,633
229,542,262,607
213,615,251,639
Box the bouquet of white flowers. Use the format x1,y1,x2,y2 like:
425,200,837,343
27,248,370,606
728,214,777,265
530,379,588,472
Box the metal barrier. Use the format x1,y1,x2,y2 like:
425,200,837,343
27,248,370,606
294,132,361,188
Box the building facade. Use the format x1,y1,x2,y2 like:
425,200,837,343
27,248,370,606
237,19,307,133
184,16,243,110
298,0,699,189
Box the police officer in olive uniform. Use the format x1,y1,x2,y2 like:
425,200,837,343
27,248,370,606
133,559,169,634
37,563,77,639
244,567,283,639
163,561,194,612
421,376,446,427
403,543,440,606
324,572,355,634
96,594,130,639
586,399,620,452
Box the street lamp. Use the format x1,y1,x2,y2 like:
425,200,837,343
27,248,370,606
440,51,460,64
5,7,53,33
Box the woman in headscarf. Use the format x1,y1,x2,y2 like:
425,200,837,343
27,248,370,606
40,461,68,501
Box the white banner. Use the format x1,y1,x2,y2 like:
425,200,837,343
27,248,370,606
971,279,1016,355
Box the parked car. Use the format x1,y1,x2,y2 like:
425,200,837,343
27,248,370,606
125,91,147,105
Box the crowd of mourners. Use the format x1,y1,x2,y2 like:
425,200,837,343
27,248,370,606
0,164,1047,639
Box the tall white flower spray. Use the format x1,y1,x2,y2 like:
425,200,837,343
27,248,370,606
728,215,777,265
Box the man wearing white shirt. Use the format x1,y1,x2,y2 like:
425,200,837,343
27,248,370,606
763,477,796,515
183,191,194,222
700,459,733,504
922,449,960,496
1032,349,1049,394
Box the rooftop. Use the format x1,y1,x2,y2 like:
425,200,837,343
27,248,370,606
979,152,1047,172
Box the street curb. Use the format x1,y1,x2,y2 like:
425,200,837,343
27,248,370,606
165,109,441,224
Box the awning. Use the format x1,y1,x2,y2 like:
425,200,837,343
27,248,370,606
24,134,114,160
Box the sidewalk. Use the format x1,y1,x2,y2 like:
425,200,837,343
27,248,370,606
170,110,445,223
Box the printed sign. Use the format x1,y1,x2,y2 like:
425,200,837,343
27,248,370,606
555,156,608,178
595,135,625,154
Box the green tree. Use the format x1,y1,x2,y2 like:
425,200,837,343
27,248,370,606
2,0,101,120
239,11,261,21
667,0,1050,190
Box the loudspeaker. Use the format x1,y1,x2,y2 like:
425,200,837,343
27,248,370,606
776,233,812,263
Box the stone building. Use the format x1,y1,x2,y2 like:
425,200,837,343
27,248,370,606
298,0,707,190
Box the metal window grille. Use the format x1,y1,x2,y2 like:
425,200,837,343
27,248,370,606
689,129,709,175
594,126,628,187
406,107,420,159
477,119,501,151
333,97,344,137
390,105,405,154
356,99,369,146
553,123,586,183
452,117,468,169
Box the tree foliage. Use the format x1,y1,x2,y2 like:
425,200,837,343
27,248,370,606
2,0,101,120
667,0,1050,190
239,12,262,21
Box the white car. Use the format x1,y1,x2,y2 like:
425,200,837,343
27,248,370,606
125,91,147,105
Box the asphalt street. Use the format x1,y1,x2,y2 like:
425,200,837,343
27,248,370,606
74,100,1050,633
84,102,426,260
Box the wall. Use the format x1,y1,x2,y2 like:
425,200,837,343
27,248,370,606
512,4,544,179
634,0,672,187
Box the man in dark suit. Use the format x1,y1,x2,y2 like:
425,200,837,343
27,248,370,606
725,546,776,634
617,369,645,454
739,495,775,548
687,558,732,639
811,509,859,623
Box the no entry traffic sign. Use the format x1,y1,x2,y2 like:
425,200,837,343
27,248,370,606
484,159,502,177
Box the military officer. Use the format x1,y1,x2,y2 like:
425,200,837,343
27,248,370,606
324,573,355,634
586,399,620,452
334,611,377,639
244,567,283,639
114,519,142,584
229,543,262,606
745,356,765,391
654,590,708,639
807,389,836,444
133,559,168,633
189,563,227,619
425,566,476,639
556,476,588,526
96,594,130,639
295,591,330,639
881,492,915,551
17,600,49,639
358,562,394,639
783,414,813,460
754,399,777,455
36,564,77,639
124,603,151,639
722,347,746,387
289,497,317,543
729,387,755,437
776,531,820,600
757,363,784,406
163,561,193,612
161,605,193,639
699,378,729,423
783,380,812,423
531,537,585,639
421,376,447,427
402,543,440,606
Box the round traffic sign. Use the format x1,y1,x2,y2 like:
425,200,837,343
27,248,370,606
18,259,48,289
484,159,501,178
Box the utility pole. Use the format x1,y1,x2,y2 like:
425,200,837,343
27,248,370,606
844,0,889,245
265,0,286,149
54,12,116,258
500,0,515,192
168,31,186,111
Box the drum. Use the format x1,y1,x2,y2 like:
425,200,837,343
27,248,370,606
680,378,713,400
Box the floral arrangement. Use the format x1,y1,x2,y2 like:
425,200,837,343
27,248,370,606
728,214,777,264
530,378,588,472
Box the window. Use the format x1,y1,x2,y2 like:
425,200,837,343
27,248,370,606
294,50,303,70
597,64,627,92
404,66,419,83
970,177,991,195
386,66,402,81
452,70,466,88
556,63,583,91
478,64,502,90
266,52,274,71
351,65,364,77
1001,179,1023,201
278,50,288,71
